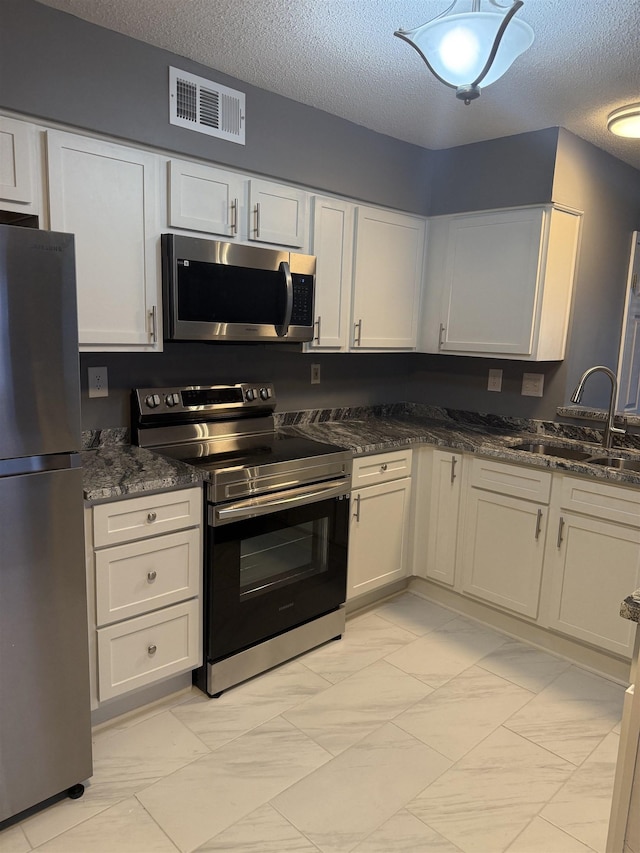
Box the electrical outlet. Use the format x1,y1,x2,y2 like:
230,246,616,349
487,368,503,392
88,366,109,398
521,372,544,397
311,363,321,385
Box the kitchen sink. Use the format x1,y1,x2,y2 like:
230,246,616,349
587,456,640,472
508,442,594,461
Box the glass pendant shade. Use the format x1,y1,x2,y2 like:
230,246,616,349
403,11,534,88
395,1,534,102
607,104,640,138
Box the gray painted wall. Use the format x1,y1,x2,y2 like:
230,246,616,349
429,128,559,216
1,0,433,215
4,1,640,428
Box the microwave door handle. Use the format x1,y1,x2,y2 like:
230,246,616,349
275,260,293,337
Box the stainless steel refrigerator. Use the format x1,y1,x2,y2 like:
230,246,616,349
0,224,92,823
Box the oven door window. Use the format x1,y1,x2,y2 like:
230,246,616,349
206,496,348,662
240,519,328,599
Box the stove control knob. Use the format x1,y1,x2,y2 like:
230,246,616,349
245,388,256,402
259,387,271,400
165,393,178,407
145,394,161,409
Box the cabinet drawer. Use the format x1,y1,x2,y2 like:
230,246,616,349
352,449,413,488
560,476,640,527
93,487,202,547
97,599,200,701
95,528,201,626
470,457,551,503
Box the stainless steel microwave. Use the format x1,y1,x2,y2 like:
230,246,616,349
162,234,316,343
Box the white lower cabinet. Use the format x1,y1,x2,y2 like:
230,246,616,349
347,450,412,600
86,487,203,704
414,454,640,662
413,448,463,587
460,458,551,619
543,476,640,658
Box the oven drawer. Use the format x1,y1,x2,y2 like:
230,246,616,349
92,487,202,547
95,529,201,626
352,449,413,488
97,599,200,701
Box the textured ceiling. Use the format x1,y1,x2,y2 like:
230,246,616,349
35,0,640,171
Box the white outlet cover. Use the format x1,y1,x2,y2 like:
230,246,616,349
88,366,109,398
521,372,544,397
488,369,503,392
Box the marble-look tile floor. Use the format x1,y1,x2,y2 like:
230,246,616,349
0,592,626,853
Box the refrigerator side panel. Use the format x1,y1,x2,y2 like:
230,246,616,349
0,225,81,460
0,466,92,821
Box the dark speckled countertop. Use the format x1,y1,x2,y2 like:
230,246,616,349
81,437,204,504
81,405,640,621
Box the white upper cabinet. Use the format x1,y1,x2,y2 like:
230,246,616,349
166,164,309,250
352,206,425,350
307,195,354,351
47,130,162,351
168,159,242,238
420,204,582,360
0,116,39,214
247,178,308,249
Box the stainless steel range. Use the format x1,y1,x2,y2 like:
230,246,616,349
132,383,352,696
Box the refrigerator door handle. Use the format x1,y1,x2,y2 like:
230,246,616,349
0,453,81,479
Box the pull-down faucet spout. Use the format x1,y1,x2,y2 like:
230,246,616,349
570,365,626,450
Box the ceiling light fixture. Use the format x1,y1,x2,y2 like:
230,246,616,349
394,0,534,105
607,104,640,138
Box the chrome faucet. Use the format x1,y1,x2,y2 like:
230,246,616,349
570,365,626,450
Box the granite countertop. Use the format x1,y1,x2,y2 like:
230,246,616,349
81,444,204,504
279,404,640,489
621,590,640,624
81,407,640,620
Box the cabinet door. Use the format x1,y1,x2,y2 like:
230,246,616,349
247,178,308,248
0,117,34,207
546,512,640,657
440,207,545,356
461,488,547,618
307,196,354,350
347,478,411,599
168,159,242,237
47,130,161,351
352,206,424,349
425,450,462,586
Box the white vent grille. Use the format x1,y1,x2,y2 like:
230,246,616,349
169,67,245,145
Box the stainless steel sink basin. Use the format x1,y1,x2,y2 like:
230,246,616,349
587,456,640,472
508,442,593,461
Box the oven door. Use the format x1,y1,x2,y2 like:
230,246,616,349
205,490,349,663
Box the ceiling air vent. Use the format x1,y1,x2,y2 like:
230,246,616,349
169,67,245,145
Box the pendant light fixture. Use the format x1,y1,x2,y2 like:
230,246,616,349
394,0,534,105
607,104,640,138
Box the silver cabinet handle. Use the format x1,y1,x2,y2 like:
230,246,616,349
314,316,321,344
255,201,261,238
354,319,362,346
451,456,457,483
535,508,543,540
231,198,238,235
353,493,361,522
148,305,158,342
147,644,157,656
380,463,388,472
147,571,157,583
147,511,157,523
438,323,446,350
557,515,565,548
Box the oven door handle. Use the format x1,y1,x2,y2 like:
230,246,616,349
212,479,350,525
275,260,293,338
